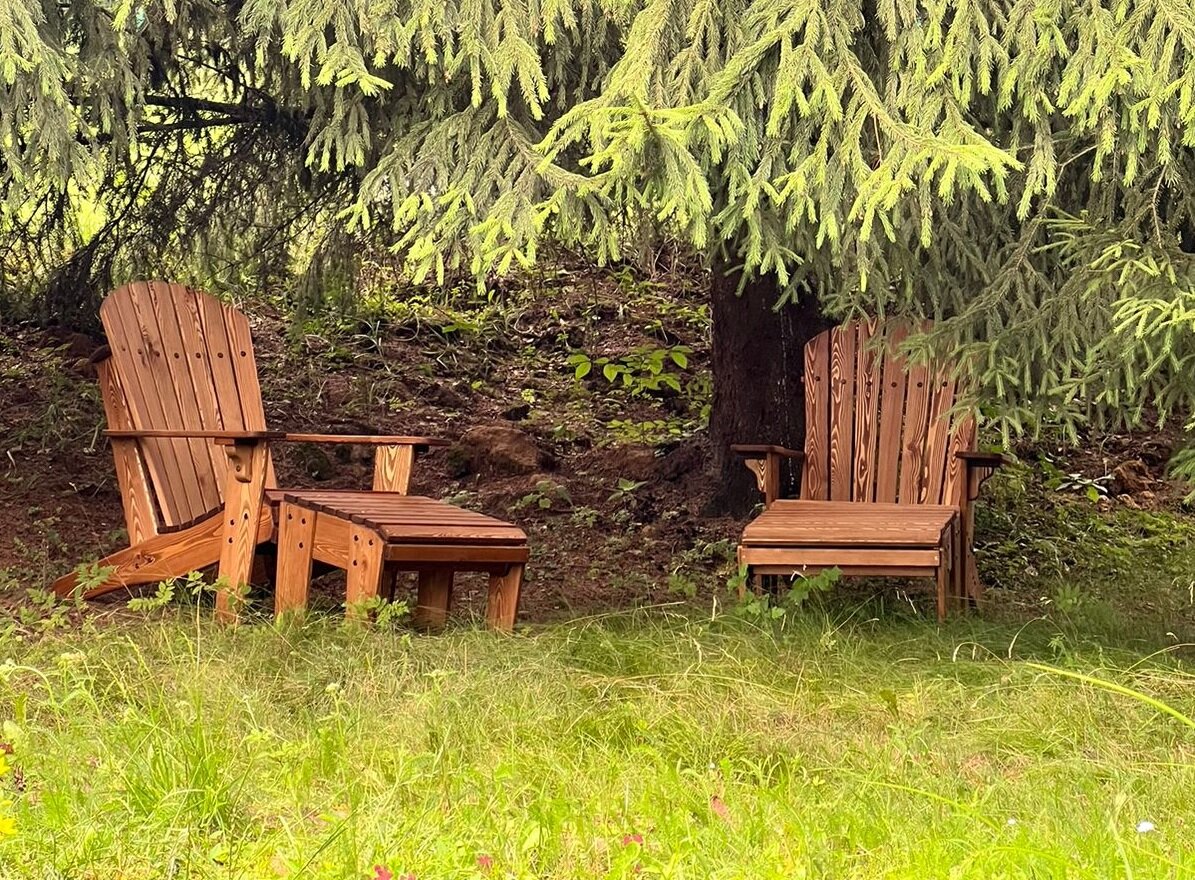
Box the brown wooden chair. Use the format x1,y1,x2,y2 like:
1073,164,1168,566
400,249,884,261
733,320,1004,620
51,281,527,629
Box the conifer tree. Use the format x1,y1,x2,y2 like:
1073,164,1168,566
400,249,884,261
4,0,1195,507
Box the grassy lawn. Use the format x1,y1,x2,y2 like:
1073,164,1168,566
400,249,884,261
0,607,1190,878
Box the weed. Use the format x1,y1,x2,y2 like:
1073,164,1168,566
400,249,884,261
514,479,572,512
567,345,692,396
569,506,601,528
607,477,647,505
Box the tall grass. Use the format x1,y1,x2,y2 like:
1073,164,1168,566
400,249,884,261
0,610,1191,878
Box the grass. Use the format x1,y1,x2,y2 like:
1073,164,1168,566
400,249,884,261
0,607,1191,879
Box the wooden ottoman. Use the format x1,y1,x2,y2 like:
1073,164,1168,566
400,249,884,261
738,500,962,620
274,491,529,631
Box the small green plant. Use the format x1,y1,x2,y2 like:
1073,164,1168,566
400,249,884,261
443,489,481,507
514,479,572,511
343,595,412,630
607,478,647,504
667,570,699,598
68,562,118,600
605,417,700,445
1048,582,1086,614
569,506,601,527
731,568,842,620
567,345,692,396
1039,456,1112,501
126,581,177,613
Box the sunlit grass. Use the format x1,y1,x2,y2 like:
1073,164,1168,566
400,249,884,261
0,609,1191,879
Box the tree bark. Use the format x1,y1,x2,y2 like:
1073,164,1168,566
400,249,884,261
708,266,833,515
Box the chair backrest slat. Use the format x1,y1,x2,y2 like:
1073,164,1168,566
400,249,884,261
802,332,831,501
801,320,972,506
852,319,882,502
873,325,909,502
923,374,957,505
827,323,856,501
897,359,932,504
100,282,272,529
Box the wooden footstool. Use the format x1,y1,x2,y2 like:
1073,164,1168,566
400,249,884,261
738,500,962,620
273,491,529,631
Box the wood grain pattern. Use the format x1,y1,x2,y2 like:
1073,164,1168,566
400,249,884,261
311,511,351,568
50,506,272,599
738,319,1003,619
852,319,882,501
943,416,976,506
345,524,385,618
102,286,192,524
144,281,224,502
874,325,909,503
415,569,453,630
923,374,957,505
486,565,523,632
372,445,416,493
195,288,248,430
275,502,315,615
828,323,857,501
125,282,213,519
384,545,529,564
741,500,957,546
738,547,941,568
801,331,831,500
215,440,269,623
897,360,932,504
157,283,228,484
96,357,159,544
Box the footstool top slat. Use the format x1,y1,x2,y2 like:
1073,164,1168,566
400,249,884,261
281,491,528,545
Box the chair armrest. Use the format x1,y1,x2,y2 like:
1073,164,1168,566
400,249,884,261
957,451,1009,467
104,430,449,451
731,444,803,505
956,451,1008,502
731,444,804,460
276,433,449,449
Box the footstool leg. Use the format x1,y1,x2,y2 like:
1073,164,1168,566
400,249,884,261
415,569,453,631
486,564,523,632
346,525,385,620
276,502,315,617
935,539,950,623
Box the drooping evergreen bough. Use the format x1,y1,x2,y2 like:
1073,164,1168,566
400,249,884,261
4,0,1195,505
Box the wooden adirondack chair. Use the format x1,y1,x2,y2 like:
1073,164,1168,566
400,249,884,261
733,320,1004,620
50,281,525,627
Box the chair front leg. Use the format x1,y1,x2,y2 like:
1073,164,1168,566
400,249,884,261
216,439,270,624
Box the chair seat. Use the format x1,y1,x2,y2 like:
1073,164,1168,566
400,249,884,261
741,500,957,548
277,491,528,546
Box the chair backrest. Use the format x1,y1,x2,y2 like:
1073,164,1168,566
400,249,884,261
98,281,273,530
800,320,975,505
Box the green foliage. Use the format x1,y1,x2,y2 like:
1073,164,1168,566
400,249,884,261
732,567,842,620
341,596,411,630
514,479,572,512
125,571,209,613
568,345,693,396
607,477,647,505
606,417,703,445
1037,455,1112,502
7,0,1195,445
0,613,1193,876
125,582,177,614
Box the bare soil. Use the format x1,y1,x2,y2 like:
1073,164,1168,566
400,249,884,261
1,266,1190,623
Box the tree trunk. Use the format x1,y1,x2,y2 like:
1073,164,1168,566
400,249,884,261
708,266,833,515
